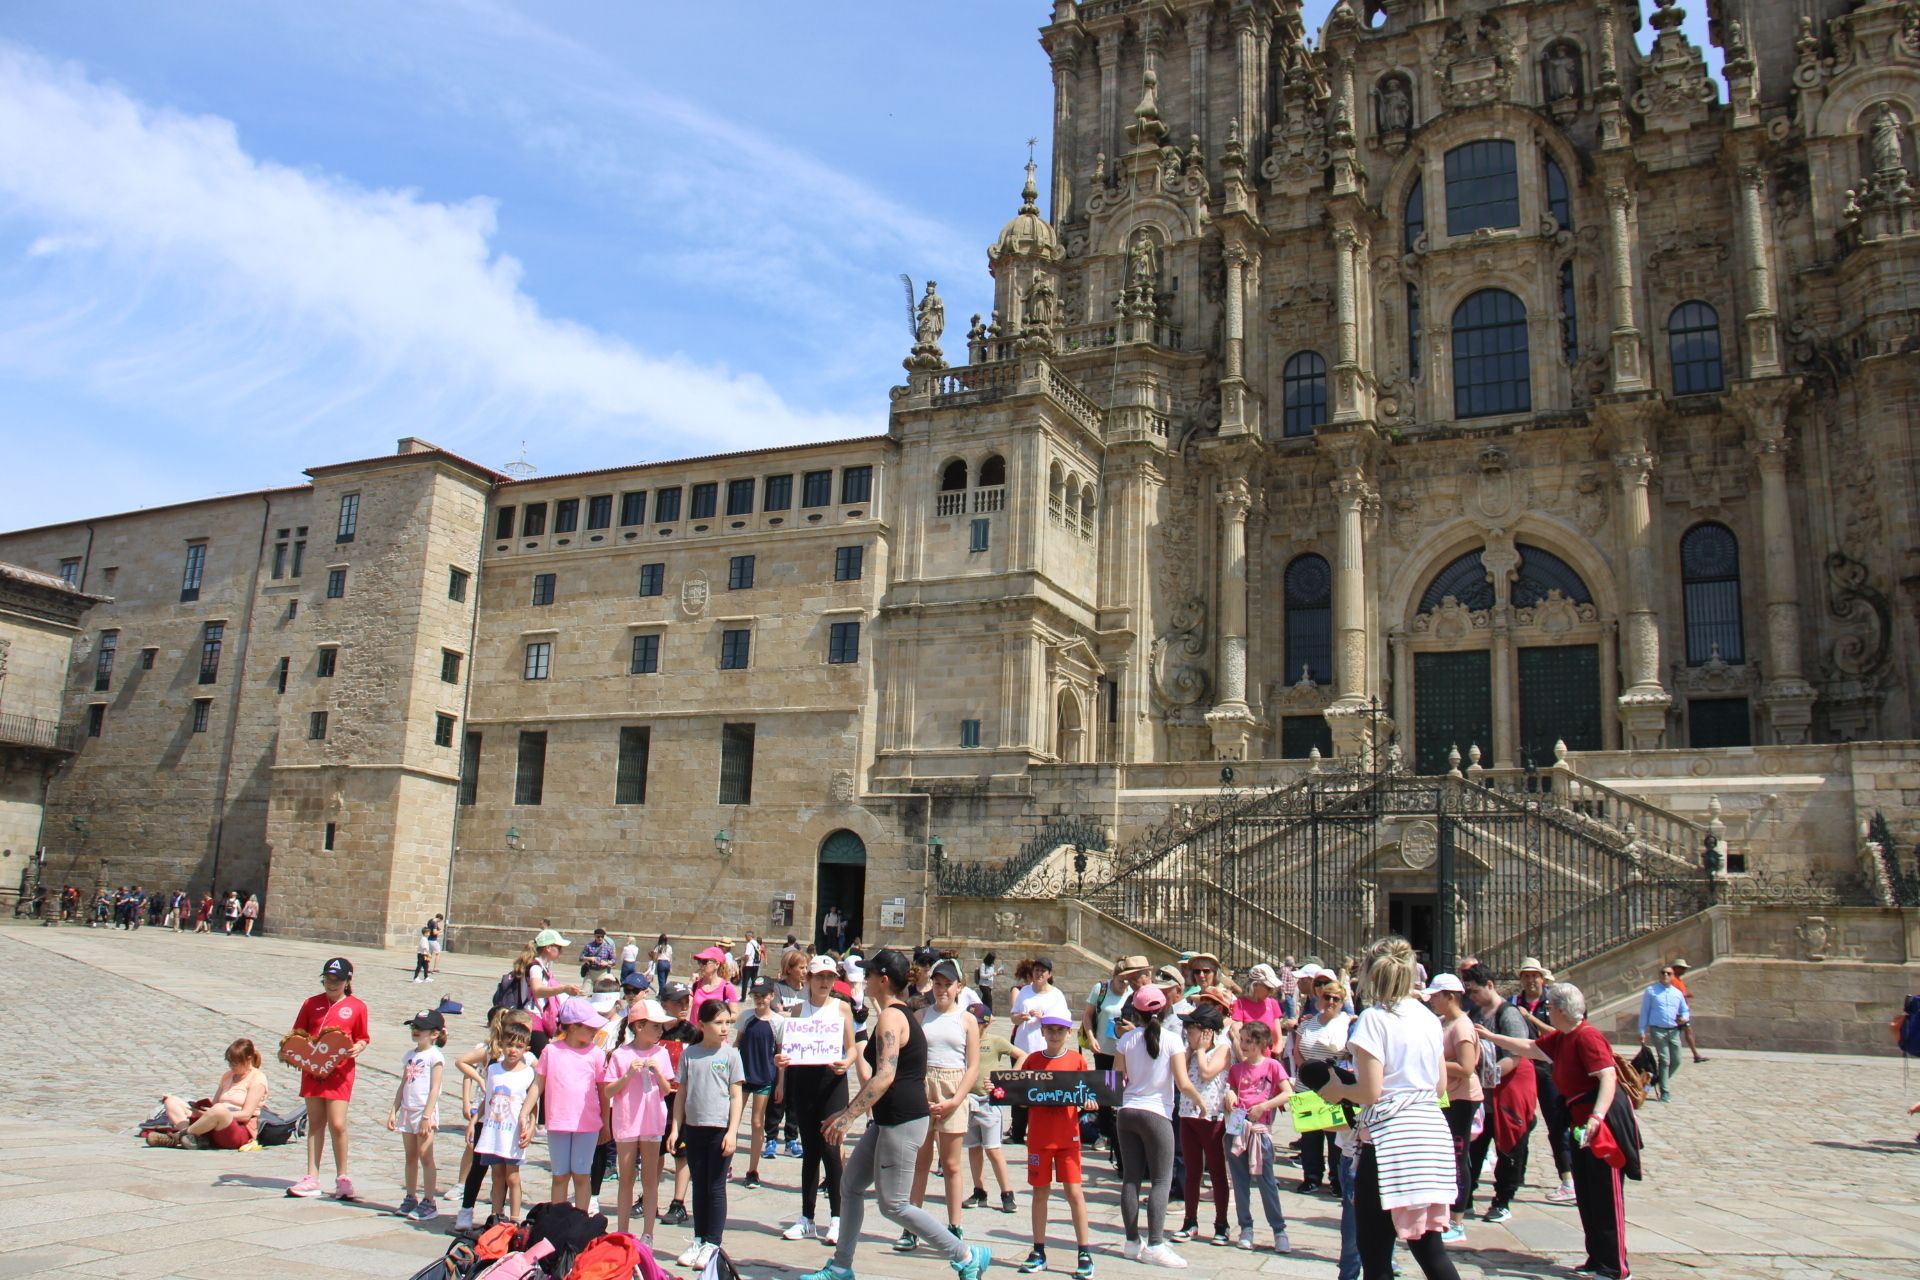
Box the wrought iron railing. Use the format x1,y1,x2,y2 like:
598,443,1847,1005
1069,768,1717,981
0,712,80,753
934,816,1111,900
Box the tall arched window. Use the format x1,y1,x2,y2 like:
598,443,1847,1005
1681,522,1744,664
1404,175,1426,253
1283,351,1329,437
939,459,968,492
1545,154,1571,231
1284,554,1333,685
1669,302,1725,395
1444,140,1520,236
978,454,1006,486
1452,289,1531,418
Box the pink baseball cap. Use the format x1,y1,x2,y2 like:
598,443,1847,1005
557,996,607,1029
694,946,729,963
1132,986,1168,1013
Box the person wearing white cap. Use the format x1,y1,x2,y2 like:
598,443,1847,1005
777,955,858,1244
522,996,611,1212
517,929,584,1060
1423,974,1481,1242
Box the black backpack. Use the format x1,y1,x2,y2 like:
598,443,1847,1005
521,1201,606,1277
256,1105,307,1147
490,969,523,1015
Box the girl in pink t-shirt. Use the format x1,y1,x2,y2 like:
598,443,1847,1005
524,998,610,1211
602,1001,677,1238
1224,1021,1294,1250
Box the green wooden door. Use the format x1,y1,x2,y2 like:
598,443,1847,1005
1414,650,1493,774
1518,644,1601,767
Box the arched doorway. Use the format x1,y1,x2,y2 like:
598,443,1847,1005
1055,688,1085,762
815,829,866,951
1401,539,1614,773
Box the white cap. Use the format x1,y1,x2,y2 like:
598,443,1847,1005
842,957,864,979
1295,963,1325,982
1425,973,1465,995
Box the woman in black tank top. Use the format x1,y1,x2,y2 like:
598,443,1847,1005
808,949,986,1280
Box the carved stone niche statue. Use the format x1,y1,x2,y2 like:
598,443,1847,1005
1377,74,1412,135
1543,42,1581,103
1870,103,1907,177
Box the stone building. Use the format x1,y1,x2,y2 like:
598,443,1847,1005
3,0,1919,968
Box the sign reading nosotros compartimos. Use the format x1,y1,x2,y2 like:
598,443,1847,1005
988,1070,1120,1108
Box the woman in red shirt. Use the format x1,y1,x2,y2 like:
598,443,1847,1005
1475,982,1631,1280
286,956,371,1199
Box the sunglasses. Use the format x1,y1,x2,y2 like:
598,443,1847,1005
1319,995,1341,1003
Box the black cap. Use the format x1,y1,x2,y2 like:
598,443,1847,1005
749,977,776,997
1031,956,1054,972
404,1009,446,1031
322,957,353,979
661,982,691,1003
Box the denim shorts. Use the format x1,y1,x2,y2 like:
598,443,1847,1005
547,1128,599,1175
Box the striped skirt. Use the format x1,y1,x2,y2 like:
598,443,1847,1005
1360,1091,1456,1212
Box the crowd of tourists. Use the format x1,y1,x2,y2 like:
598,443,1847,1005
145,926,1681,1280
27,883,264,933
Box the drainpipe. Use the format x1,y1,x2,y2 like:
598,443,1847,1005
207,495,272,896
442,493,489,947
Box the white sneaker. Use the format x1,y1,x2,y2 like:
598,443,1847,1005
693,1244,718,1269
454,1207,474,1231
826,1216,841,1245
412,977,424,983
784,1219,819,1241
1139,1244,1187,1269
588,1197,600,1217
1122,1241,1143,1262
677,1240,705,1267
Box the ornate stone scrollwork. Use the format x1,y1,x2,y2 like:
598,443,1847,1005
1150,598,1211,710
1433,13,1518,108
1826,552,1892,680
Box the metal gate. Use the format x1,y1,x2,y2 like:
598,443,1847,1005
1518,644,1602,765
1076,767,1713,980
1414,651,1493,774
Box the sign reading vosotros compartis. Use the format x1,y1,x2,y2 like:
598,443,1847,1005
989,1070,1120,1107
781,1016,845,1066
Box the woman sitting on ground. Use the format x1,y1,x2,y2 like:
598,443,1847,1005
153,1038,269,1148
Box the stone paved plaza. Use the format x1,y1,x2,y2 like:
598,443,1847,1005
1,922,1915,1280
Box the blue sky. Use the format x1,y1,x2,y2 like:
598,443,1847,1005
0,2,1716,529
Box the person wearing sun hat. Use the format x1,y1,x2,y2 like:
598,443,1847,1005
1510,957,1575,1204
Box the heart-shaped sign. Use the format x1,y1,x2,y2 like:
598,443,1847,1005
280,1026,354,1078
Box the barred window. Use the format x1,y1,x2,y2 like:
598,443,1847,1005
515,730,547,805
1681,522,1744,665
616,726,651,804
719,722,754,804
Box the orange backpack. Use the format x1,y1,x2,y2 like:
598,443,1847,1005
565,1232,647,1280
473,1221,527,1263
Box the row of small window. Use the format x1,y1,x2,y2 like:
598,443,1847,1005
464,723,755,808
526,546,865,608
497,467,874,541
1278,291,1727,434
176,540,362,605
525,621,861,679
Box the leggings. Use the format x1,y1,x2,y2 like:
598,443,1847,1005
590,1137,617,1195
1445,1100,1478,1216
1177,1116,1229,1231
683,1125,730,1245
461,1121,488,1209
787,1067,848,1220
832,1117,966,1271
1117,1109,1175,1246
1353,1145,1460,1280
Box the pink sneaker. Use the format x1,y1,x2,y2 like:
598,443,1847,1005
287,1176,322,1198
333,1176,357,1201
1545,1185,1577,1205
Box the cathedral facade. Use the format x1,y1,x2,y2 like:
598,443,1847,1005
4,0,1919,950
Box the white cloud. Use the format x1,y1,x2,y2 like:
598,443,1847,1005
0,42,884,472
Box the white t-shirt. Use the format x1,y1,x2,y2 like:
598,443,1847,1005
417,935,432,956
1011,983,1072,1054
746,938,763,965
399,1045,444,1111
1345,998,1445,1095
621,942,641,965
475,1061,536,1161
921,1005,971,1070
1117,1026,1178,1117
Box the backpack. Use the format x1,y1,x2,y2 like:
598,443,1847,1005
522,1201,606,1277
477,1240,555,1280
256,1105,307,1147
695,1246,742,1280
1610,1050,1647,1109
565,1233,648,1280
1898,995,1920,1058
408,1240,480,1280
490,970,523,1015
474,1222,529,1264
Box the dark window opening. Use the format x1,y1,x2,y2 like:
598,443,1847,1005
690,483,718,520
726,478,755,516
336,493,359,543
619,492,647,526
515,730,547,805
553,498,579,534
719,722,755,804
460,732,482,805
1282,351,1329,438
638,563,664,597
434,713,456,747
587,494,613,530
654,487,682,523
520,503,547,537
764,475,792,512
616,726,651,804
1444,140,1521,236
841,465,873,504
835,545,864,581
719,628,751,670
1283,554,1333,685
630,632,660,674
802,471,832,508
828,621,860,664
1682,522,1744,664
1452,288,1531,418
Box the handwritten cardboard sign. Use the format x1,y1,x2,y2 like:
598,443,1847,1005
988,1069,1119,1108
279,1026,354,1078
781,1015,846,1067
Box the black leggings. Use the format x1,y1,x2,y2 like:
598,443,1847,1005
413,952,431,980
1445,1099,1478,1216
787,1066,848,1220
461,1121,488,1209
1353,1146,1460,1280
590,1138,617,1195
683,1125,730,1244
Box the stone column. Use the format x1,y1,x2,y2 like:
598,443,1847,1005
1206,477,1256,759
1330,224,1372,421
1050,43,1081,226
1482,535,1520,766
1604,183,1651,392
1220,243,1255,436
1741,383,1816,740
1186,11,1211,153
1325,466,1377,758
1612,437,1672,746
1737,164,1783,377
1232,9,1267,151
